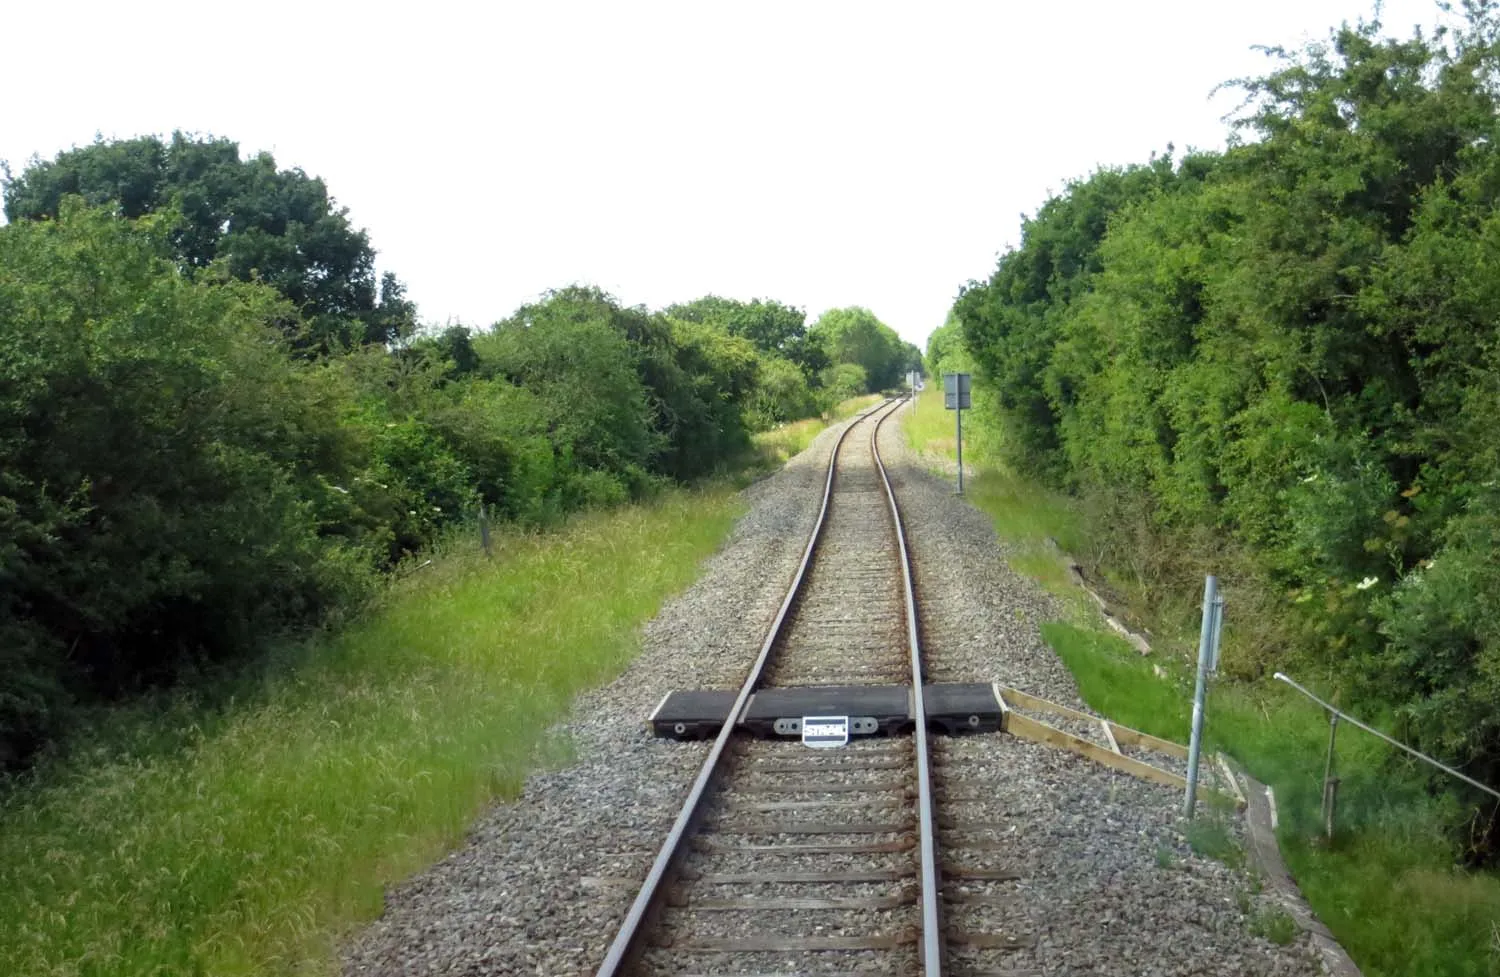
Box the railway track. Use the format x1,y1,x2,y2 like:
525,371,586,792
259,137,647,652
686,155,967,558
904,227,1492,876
594,399,1031,977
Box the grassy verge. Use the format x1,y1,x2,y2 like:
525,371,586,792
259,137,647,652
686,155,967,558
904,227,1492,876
904,385,1086,591
903,395,1500,977
0,486,742,977
751,394,885,468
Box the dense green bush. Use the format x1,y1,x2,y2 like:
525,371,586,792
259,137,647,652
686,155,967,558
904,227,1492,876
820,363,869,403
0,149,821,765
3,133,417,353
923,313,975,379
0,204,371,760
809,306,921,393
953,11,1500,853
745,354,820,428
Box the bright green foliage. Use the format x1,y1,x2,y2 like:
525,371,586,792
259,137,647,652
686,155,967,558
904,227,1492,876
0,487,741,977
666,295,827,428
1037,614,1500,977
477,288,661,500
476,286,762,490
954,7,1500,854
923,311,975,379
0,196,799,766
809,306,920,392
666,294,827,379
0,203,370,761
3,133,414,352
820,362,869,402
745,354,820,428
911,399,1500,975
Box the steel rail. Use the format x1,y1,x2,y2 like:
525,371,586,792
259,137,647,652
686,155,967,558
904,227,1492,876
593,398,904,977
871,398,944,975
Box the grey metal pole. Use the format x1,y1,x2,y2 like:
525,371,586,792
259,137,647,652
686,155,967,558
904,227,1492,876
1322,713,1340,839
1184,574,1218,818
955,406,964,495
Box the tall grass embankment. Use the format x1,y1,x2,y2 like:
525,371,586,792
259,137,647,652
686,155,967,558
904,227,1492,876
0,487,741,977
901,385,1500,977
751,393,883,468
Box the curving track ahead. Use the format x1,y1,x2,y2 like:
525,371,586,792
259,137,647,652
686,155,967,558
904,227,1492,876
594,399,944,977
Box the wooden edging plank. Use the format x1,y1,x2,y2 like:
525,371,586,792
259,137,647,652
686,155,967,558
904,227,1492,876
992,683,1011,720
1003,713,1188,791
1099,719,1121,754
1216,752,1249,811
999,685,1189,760
1106,723,1189,760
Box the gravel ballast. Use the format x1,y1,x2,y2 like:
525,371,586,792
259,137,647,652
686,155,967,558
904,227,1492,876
341,419,849,976
879,408,1322,977
342,404,1325,976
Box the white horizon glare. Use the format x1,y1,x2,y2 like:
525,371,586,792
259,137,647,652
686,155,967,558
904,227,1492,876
1,0,1452,348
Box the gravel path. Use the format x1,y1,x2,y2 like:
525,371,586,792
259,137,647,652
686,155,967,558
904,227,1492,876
341,403,1325,977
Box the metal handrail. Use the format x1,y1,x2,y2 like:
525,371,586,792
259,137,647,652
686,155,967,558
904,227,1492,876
1273,672,1500,802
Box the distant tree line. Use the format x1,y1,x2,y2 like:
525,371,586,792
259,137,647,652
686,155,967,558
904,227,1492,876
0,134,918,767
951,11,1500,857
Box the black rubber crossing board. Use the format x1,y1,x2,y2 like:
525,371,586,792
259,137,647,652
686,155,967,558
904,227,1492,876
648,682,1003,740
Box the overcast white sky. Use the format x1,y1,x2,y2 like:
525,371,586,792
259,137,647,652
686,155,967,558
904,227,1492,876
2,0,1451,347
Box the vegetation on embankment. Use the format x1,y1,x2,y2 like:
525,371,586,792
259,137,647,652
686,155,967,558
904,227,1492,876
945,6,1500,862
904,383,1500,977
0,488,741,977
0,133,921,768
753,393,885,468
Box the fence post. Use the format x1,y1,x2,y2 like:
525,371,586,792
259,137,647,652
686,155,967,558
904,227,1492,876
1321,713,1340,840
1184,575,1221,819
479,502,492,557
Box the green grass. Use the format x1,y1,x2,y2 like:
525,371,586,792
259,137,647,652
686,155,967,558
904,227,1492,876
752,416,827,467
904,402,1500,977
905,386,1085,592
1042,621,1500,976
1042,622,1190,741
830,392,883,421
751,394,885,468
0,486,742,977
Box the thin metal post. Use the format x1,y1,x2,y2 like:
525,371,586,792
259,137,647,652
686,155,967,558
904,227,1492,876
955,405,964,496
1321,713,1340,840
1184,575,1218,818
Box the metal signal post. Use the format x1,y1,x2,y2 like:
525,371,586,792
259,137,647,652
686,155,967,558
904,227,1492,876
944,373,970,495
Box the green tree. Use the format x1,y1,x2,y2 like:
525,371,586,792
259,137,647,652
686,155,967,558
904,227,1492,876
3,133,414,351
475,288,661,504
925,311,975,378
666,295,828,379
0,202,370,762
809,306,907,391
953,6,1500,854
